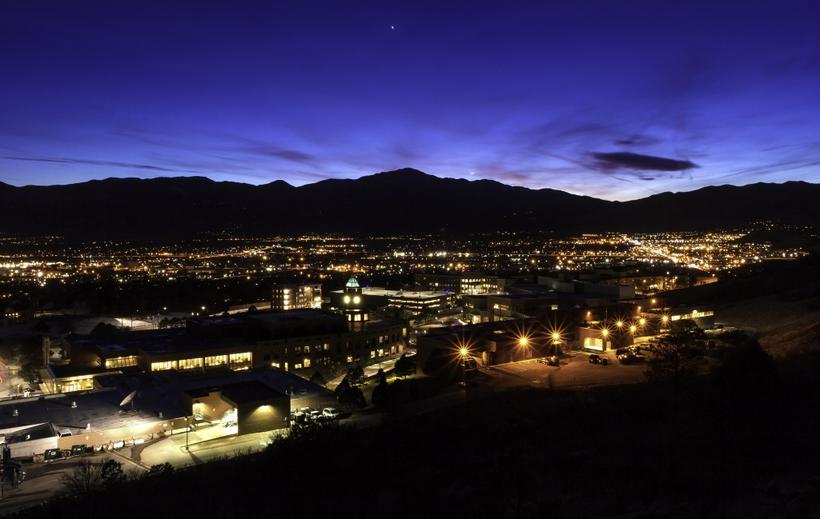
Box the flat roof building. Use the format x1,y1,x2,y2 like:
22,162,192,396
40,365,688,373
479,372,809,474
49,309,407,394
271,283,322,311
330,286,453,316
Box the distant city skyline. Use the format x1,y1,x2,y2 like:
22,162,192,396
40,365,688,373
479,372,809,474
2,0,819,200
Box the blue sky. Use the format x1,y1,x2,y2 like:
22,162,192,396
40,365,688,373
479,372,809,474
1,0,819,200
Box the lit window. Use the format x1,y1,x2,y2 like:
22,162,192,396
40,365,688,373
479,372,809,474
104,356,139,369
229,352,252,369
204,355,228,367
151,360,177,372
178,358,204,370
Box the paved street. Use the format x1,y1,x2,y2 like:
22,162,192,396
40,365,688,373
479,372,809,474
0,452,144,515
486,352,647,391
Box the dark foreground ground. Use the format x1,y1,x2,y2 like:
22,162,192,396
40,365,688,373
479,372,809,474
10,346,820,519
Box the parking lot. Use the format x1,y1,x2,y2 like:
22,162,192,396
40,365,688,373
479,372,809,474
485,352,648,391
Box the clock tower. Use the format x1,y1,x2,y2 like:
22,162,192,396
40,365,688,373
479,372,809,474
342,276,367,328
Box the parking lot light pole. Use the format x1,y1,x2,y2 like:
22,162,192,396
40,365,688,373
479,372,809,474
551,332,561,356
459,346,469,387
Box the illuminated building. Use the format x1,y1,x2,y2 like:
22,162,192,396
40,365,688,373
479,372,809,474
414,272,504,295
47,309,406,393
271,283,322,311
416,319,546,377
0,369,326,460
339,276,368,326
331,286,453,317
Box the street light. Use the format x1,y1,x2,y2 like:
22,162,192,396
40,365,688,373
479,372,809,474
457,343,470,387
615,320,624,329
551,331,561,355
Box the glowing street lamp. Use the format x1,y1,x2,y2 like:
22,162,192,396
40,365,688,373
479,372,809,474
518,336,530,348
615,320,624,329
551,331,562,355
629,324,637,334
456,341,470,387
639,317,646,327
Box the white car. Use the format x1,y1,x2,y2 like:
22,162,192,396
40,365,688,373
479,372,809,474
322,407,341,419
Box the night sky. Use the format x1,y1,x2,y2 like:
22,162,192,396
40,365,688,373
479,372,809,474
1,0,819,200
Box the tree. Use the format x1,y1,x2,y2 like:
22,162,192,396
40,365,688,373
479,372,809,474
309,370,327,387
99,459,125,486
33,320,50,333
645,332,701,397
146,462,175,477
347,364,365,386
62,459,125,496
394,353,416,377
335,376,366,407
90,322,118,335
371,378,390,409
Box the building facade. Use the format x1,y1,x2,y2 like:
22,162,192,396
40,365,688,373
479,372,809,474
271,283,322,311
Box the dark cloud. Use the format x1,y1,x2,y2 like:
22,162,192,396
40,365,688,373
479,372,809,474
0,155,199,173
251,148,317,164
591,152,697,172
613,134,662,146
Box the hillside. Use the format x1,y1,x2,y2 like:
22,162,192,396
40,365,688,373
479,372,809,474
0,169,818,239
661,254,820,356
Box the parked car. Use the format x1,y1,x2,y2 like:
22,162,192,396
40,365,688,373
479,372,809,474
588,354,608,365
322,407,341,419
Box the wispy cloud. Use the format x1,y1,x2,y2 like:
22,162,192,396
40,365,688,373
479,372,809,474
0,155,201,174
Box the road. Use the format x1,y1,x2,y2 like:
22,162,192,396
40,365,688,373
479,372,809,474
0,452,144,515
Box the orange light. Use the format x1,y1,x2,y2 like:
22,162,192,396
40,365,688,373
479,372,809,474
518,336,529,347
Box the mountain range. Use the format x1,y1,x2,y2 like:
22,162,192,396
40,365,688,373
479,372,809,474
0,169,818,239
